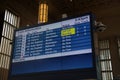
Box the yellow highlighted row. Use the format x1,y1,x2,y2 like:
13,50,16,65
61,28,76,36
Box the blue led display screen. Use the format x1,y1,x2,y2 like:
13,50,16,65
11,14,94,75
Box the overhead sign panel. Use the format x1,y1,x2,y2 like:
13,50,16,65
11,14,94,75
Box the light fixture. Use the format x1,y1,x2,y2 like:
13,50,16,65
38,0,48,23
94,21,107,32
62,13,68,18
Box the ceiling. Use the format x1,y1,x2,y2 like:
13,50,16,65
35,0,115,21
47,0,94,19
35,0,97,20
1,0,117,21
1,0,120,28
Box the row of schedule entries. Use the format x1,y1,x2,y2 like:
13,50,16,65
13,23,92,62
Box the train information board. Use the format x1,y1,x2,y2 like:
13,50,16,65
11,14,94,75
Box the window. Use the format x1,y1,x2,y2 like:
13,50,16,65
99,40,113,80
0,9,20,80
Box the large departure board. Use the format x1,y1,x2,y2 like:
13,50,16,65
11,14,94,75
